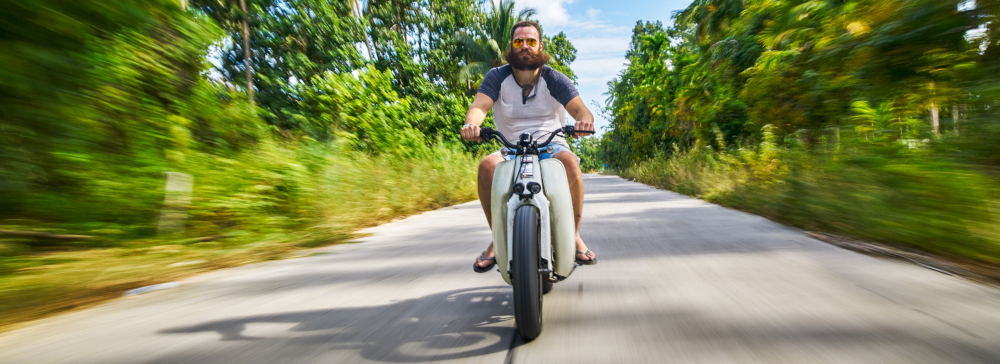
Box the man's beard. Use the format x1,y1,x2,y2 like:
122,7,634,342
505,46,550,70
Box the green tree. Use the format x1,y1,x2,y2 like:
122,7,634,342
544,31,578,82
455,0,535,89
193,0,366,136
0,0,230,215
601,0,978,168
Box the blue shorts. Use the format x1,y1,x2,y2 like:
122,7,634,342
492,144,572,161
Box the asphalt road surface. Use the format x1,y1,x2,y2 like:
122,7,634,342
2,175,1000,363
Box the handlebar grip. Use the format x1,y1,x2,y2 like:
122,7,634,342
564,125,595,136
479,127,495,139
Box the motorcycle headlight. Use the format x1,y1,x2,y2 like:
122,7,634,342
527,182,541,194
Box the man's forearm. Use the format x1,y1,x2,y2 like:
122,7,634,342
465,108,487,126
572,108,594,124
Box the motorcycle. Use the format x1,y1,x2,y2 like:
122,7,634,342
479,125,593,340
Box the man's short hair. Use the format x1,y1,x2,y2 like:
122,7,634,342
510,20,542,43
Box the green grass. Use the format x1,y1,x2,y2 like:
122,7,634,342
619,134,1000,267
0,141,479,332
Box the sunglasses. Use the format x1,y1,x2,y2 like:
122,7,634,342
512,38,538,48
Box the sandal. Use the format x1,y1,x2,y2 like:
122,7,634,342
473,251,497,273
575,250,597,265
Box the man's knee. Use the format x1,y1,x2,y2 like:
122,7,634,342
554,151,581,175
478,154,504,180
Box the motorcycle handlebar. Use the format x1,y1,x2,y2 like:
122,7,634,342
479,126,594,149
478,128,515,148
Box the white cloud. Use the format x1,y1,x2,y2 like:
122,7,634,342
517,0,574,26
587,8,601,18
571,37,632,55
578,62,621,84
574,57,628,72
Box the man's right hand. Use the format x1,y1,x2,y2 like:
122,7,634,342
461,123,483,142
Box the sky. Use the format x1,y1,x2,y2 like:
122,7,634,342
513,0,694,134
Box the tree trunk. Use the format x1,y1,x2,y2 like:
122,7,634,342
240,0,254,105
952,103,959,135
833,126,840,151
427,5,434,79
364,2,381,63
396,2,405,40
418,23,423,64
355,0,375,60
960,103,968,131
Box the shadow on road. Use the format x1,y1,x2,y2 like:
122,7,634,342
156,287,515,363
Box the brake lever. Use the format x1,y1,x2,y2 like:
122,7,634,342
564,125,595,138
480,127,518,149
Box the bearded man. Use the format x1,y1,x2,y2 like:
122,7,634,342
460,20,597,273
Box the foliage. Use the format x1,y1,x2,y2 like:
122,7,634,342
569,136,603,172
455,0,536,89
600,0,1000,267
0,0,579,328
620,128,1000,266
544,32,578,83
192,0,367,135
1,141,478,330
600,0,982,169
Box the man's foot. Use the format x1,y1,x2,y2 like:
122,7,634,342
473,245,497,273
575,235,596,265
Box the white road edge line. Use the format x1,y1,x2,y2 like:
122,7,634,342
123,282,180,297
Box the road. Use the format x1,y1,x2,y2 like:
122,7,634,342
2,174,999,363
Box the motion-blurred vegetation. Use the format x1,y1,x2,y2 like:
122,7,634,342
0,0,577,330
595,0,1000,267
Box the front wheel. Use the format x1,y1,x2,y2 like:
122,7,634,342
512,205,543,340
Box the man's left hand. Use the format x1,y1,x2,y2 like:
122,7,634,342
572,120,594,138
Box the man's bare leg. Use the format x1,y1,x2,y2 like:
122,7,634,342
475,151,594,268
553,151,595,262
475,154,504,269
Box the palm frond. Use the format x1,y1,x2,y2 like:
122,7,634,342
459,61,494,85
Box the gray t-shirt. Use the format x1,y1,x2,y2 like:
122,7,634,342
477,65,579,148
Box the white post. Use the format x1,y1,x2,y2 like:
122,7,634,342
930,101,940,135
158,172,194,236
928,82,939,136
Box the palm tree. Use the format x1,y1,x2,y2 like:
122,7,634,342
456,0,535,89
674,0,745,44
851,100,921,142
